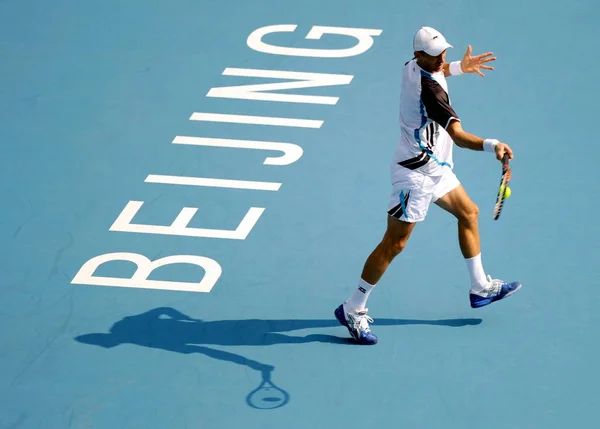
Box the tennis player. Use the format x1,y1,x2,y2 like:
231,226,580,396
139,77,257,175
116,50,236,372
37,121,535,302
335,27,522,345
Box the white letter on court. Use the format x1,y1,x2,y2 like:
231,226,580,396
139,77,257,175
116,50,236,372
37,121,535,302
109,201,264,240
207,68,353,105
189,112,323,129
71,253,222,293
172,136,303,166
247,24,382,58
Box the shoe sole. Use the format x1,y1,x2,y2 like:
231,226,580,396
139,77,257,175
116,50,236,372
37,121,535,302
471,283,522,308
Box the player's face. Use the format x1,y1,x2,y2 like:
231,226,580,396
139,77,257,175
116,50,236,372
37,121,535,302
416,50,446,73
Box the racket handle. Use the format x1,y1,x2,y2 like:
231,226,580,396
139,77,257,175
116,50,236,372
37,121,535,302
502,153,509,166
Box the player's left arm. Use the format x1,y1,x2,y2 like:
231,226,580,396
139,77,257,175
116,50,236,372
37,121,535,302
443,63,451,77
444,45,496,77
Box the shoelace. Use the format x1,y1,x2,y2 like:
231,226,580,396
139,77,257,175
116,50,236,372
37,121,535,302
486,275,502,295
352,310,374,333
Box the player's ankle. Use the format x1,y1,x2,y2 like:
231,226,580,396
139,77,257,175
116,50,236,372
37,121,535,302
470,278,490,293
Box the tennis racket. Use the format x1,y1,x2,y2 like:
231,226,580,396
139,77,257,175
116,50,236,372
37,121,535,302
493,153,511,220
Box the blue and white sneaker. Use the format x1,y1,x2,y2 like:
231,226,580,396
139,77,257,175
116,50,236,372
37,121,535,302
470,275,522,308
334,302,378,345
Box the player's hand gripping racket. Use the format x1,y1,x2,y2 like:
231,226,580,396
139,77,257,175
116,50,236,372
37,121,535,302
493,153,511,220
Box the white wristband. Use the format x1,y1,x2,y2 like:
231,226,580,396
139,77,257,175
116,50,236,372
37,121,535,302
450,61,464,75
483,138,499,152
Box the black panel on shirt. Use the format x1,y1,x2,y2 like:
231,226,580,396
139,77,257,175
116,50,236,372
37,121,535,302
420,76,460,129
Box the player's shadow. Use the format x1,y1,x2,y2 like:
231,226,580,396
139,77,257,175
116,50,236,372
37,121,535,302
75,307,481,409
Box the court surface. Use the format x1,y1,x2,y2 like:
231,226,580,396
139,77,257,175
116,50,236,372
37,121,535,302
2,0,600,428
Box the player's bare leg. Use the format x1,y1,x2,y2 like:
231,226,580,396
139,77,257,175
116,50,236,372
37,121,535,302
435,185,522,308
360,216,416,286
434,184,481,259
335,216,416,345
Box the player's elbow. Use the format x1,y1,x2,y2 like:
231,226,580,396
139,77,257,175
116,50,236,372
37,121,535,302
446,119,460,137
446,120,466,147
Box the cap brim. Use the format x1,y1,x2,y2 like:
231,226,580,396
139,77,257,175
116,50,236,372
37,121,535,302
425,43,453,56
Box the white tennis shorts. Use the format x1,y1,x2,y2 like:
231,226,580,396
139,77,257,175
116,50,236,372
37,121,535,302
387,167,460,223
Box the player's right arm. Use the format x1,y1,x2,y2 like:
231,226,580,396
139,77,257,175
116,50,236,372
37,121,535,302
419,76,514,161
446,120,514,161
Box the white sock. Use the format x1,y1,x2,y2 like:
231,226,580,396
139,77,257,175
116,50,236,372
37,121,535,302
465,253,489,292
346,278,376,312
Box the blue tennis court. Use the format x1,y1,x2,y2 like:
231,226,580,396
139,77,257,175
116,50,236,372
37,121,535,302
2,0,599,427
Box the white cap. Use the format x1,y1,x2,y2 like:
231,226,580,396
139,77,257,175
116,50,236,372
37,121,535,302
413,27,453,56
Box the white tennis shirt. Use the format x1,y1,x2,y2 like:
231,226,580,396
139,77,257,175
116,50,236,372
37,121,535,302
392,59,461,178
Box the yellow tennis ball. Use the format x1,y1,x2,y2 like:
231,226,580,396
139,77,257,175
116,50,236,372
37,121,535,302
500,185,511,198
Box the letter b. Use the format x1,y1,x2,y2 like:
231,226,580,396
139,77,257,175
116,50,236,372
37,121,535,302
71,252,222,293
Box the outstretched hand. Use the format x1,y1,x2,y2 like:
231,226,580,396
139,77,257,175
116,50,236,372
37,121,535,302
461,45,496,77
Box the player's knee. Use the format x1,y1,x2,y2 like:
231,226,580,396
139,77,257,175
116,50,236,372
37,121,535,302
461,203,479,224
393,239,409,256
382,234,410,257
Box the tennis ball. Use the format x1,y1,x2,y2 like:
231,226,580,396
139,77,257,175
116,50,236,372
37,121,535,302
500,185,511,198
